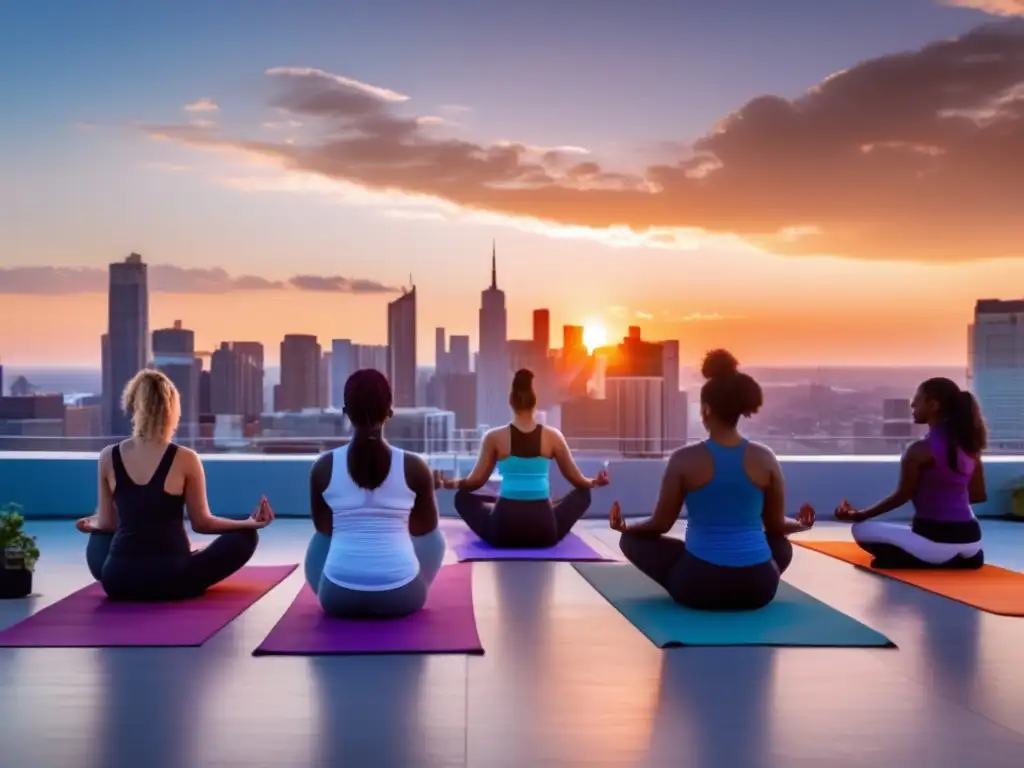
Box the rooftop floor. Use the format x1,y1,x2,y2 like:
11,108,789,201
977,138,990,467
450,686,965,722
3,519,1024,767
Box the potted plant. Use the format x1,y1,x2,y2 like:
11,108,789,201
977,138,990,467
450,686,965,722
0,503,40,598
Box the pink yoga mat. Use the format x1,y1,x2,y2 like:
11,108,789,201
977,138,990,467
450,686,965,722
0,565,296,648
453,531,613,562
253,563,484,655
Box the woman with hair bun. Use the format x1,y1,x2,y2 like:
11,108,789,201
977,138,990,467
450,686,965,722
609,350,813,611
306,369,446,617
76,369,271,600
833,377,988,569
442,368,609,548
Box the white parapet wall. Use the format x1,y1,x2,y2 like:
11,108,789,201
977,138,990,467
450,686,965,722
0,451,1021,520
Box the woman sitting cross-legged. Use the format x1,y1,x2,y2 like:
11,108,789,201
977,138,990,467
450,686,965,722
442,368,610,548
77,369,273,601
305,368,446,618
834,377,988,569
610,349,813,611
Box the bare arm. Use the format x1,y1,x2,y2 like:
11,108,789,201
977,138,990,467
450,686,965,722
182,450,259,534
858,442,926,520
968,458,987,504
550,428,596,490
405,453,440,537
761,453,789,536
310,453,333,536
457,432,499,492
623,451,686,535
93,449,118,532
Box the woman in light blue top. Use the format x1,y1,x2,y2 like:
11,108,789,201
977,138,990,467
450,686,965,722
444,369,609,548
610,350,813,610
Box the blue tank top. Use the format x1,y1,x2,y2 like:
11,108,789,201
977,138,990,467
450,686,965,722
684,440,771,567
497,425,551,501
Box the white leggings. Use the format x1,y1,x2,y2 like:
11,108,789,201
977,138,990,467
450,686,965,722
852,521,983,565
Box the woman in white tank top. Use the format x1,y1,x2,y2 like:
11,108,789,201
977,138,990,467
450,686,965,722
304,369,446,618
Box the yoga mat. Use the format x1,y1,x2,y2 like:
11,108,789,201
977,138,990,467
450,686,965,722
574,562,894,648
453,531,613,562
795,540,1024,616
0,565,296,648
253,563,483,655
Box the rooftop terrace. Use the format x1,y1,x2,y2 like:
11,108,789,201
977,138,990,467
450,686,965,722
2,454,1024,766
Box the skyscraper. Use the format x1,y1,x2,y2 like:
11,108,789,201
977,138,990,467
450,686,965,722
152,320,199,439
277,334,321,411
661,340,687,450
477,242,509,428
106,253,149,436
210,341,265,416
533,309,550,356
387,286,417,407
330,339,354,407
435,327,449,375
449,335,471,374
969,299,1024,448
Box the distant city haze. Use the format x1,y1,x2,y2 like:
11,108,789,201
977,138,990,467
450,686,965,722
3,1,1023,366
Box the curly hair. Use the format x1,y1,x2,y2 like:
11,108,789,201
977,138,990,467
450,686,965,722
121,369,180,441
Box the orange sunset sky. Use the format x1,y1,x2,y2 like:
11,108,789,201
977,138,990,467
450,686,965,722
2,1,1023,367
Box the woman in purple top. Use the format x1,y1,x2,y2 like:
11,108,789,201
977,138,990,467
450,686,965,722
834,377,988,569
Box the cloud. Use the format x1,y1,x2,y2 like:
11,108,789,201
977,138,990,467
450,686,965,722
0,265,399,295
288,275,401,293
184,98,219,113
941,0,1024,16
144,22,1024,263
143,161,191,173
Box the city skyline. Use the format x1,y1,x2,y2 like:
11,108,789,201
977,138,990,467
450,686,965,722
3,2,1024,366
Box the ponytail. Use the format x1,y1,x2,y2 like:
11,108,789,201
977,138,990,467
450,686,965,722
945,390,987,469
347,432,391,490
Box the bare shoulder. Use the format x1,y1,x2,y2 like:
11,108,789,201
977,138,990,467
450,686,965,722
903,438,931,462
175,446,202,470
402,450,432,478
746,440,779,461
668,443,703,469
312,451,334,472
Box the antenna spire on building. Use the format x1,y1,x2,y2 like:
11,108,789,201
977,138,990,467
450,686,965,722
491,239,497,289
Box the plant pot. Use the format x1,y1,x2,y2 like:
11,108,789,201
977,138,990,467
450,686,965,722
0,566,32,599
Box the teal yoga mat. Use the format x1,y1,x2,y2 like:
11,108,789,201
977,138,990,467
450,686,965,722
574,563,894,648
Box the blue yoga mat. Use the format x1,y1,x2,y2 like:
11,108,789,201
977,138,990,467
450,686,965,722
574,563,894,648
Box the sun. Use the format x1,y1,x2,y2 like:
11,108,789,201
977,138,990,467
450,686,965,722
582,320,609,353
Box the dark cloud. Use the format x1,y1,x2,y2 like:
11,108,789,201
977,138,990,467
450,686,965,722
288,274,400,293
0,265,398,295
147,21,1024,262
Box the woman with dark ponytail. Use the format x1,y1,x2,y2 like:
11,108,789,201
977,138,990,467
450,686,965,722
834,377,988,569
305,369,446,617
609,350,814,611
442,368,609,548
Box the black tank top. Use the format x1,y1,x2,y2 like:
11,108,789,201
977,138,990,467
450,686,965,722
108,443,191,559
509,424,543,458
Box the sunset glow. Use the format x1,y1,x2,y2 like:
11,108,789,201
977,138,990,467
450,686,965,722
583,321,609,353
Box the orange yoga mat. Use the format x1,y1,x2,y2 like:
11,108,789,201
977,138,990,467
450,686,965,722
795,540,1024,616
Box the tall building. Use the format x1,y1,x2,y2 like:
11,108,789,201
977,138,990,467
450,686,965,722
354,344,388,373
210,341,264,417
969,299,1024,448
533,309,550,356
435,328,449,375
152,320,199,439
330,339,354,407
607,376,665,457
449,335,471,375
661,340,688,450
276,334,321,411
387,286,417,407
477,242,510,428
106,253,149,436
319,351,332,409
0,356,4,397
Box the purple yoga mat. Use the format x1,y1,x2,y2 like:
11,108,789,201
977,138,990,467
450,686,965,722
453,531,613,562
0,565,296,648
253,563,483,656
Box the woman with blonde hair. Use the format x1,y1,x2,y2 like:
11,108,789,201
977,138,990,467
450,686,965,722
76,369,273,600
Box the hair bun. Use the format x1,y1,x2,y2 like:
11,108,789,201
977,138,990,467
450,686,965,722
512,368,534,389
701,349,739,380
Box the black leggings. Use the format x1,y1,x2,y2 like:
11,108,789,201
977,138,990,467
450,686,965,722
86,530,259,601
454,486,592,548
619,532,793,611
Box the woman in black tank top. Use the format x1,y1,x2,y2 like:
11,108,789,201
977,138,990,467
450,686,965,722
76,370,273,600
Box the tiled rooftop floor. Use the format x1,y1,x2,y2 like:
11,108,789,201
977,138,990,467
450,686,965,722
3,519,1024,767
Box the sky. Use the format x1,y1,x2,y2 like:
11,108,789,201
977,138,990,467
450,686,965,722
1,0,1023,367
